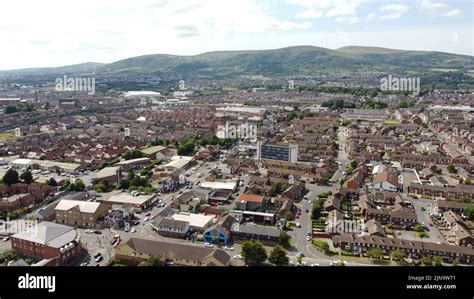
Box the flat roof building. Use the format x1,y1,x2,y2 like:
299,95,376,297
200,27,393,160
171,212,214,231
200,181,237,192
256,141,298,163
101,192,156,211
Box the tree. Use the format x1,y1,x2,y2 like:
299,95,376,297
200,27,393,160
48,177,58,187
279,231,291,248
414,224,424,233
418,232,429,239
0,249,17,262
465,206,474,220
350,160,358,169
271,182,283,195
447,164,456,173
2,169,19,186
284,211,294,222
452,259,460,266
68,179,85,191
311,199,323,220
138,256,163,267
241,241,268,266
421,256,433,266
341,119,351,126
433,256,443,266
20,170,33,184
5,105,18,114
123,149,145,160
296,255,303,265
268,245,289,266
319,242,330,254
391,250,405,262
366,248,383,260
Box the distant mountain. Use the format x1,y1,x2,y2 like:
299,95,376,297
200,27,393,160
1,46,472,80
0,62,104,76
96,46,474,79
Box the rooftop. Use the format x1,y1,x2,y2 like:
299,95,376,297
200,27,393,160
12,222,76,248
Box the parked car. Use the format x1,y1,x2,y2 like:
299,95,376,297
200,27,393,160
233,254,243,260
296,252,305,258
85,229,93,234
2,236,10,242
145,212,151,217
295,223,301,228
130,227,137,233
224,246,234,251
204,243,214,248
306,236,312,241
93,230,102,235
94,254,103,263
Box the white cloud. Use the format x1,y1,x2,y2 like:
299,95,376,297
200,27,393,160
292,0,363,20
366,13,376,20
377,3,409,20
417,0,462,17
295,8,324,19
380,4,409,14
336,17,361,24
442,9,463,17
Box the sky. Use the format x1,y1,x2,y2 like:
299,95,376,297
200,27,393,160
0,0,472,70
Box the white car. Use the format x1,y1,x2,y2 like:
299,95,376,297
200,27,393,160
233,254,243,260
130,227,137,233
204,243,214,248
143,216,150,222
2,236,10,242
306,236,312,241
224,246,234,251
85,229,93,234
296,223,301,228
310,263,320,267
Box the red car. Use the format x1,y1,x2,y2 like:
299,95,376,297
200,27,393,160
295,215,300,219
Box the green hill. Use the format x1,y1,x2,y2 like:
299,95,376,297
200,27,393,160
1,46,472,80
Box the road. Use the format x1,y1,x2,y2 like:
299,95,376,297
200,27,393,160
288,126,375,266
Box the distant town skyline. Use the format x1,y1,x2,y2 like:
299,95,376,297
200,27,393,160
0,0,472,70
